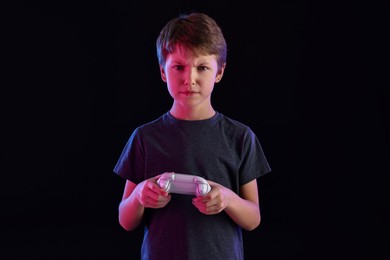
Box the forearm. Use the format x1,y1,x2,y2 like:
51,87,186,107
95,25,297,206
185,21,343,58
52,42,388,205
118,190,145,231
224,192,261,231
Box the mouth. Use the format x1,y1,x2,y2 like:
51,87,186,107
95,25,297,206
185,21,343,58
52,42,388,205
180,91,198,96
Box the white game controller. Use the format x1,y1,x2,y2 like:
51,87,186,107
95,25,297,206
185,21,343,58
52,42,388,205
157,172,211,197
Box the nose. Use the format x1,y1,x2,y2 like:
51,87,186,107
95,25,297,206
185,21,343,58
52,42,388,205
184,68,196,87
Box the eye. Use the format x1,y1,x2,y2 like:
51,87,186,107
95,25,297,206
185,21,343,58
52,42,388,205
197,66,208,71
173,65,184,71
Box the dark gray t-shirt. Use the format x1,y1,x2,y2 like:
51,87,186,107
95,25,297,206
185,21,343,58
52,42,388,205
114,112,271,260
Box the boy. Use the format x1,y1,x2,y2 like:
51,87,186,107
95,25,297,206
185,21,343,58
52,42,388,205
113,12,271,260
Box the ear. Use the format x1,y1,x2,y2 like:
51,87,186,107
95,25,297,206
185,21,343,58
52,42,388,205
215,63,226,83
160,65,167,82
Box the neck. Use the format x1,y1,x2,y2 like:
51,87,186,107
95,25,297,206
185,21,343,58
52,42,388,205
170,106,216,120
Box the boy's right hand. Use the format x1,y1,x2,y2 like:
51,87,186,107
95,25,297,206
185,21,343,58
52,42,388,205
135,174,171,209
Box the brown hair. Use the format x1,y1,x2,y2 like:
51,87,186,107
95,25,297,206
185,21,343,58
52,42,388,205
156,12,227,69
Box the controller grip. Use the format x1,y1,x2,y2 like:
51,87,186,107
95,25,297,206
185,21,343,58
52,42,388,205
157,172,211,196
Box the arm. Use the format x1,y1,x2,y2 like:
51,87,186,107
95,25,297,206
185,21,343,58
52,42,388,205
118,176,171,231
192,179,260,231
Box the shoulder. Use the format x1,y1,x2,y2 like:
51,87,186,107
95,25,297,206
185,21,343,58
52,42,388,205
135,112,169,132
217,113,254,135
219,113,248,127
129,112,174,142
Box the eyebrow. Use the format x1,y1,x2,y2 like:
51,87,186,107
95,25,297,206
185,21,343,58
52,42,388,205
168,54,216,66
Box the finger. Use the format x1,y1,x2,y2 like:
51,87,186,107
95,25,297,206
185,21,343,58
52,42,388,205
193,196,224,212
195,188,217,202
199,203,223,215
144,193,171,208
206,180,217,186
193,202,219,215
147,180,169,197
153,195,172,208
138,185,165,205
192,198,211,211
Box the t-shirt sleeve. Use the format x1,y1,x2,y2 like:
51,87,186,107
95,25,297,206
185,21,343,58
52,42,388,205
113,128,145,184
239,128,271,185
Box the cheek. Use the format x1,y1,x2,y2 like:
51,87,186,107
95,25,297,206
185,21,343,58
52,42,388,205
165,71,181,83
204,74,217,85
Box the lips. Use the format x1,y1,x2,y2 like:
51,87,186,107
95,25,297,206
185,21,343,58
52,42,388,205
181,91,197,96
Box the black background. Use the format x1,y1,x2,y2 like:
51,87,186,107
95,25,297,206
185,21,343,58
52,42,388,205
1,1,389,259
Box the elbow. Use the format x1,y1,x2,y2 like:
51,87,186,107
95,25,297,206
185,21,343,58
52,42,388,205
119,220,136,232
119,221,132,232
118,200,142,231
119,214,139,231
121,225,135,232
243,212,261,231
244,219,260,231
119,216,130,231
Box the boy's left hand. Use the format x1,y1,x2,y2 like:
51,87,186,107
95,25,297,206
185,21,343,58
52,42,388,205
192,180,233,215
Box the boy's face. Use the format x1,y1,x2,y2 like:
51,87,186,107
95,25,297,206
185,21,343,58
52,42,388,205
160,44,225,113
